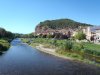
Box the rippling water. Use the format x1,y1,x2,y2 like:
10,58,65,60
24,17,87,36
0,38,100,75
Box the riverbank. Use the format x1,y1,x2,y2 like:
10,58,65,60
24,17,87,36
1,38,100,75
21,38,100,66
29,44,100,67
0,39,10,52
35,44,73,60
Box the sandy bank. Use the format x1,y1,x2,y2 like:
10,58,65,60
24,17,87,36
35,44,73,60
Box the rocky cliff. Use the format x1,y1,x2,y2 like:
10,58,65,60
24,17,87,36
35,19,92,34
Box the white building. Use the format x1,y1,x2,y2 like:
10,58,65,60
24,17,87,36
83,26,100,42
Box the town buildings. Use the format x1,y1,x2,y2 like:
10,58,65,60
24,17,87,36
83,26,100,42
35,25,100,42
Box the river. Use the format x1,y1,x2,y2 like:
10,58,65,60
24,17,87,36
0,38,100,75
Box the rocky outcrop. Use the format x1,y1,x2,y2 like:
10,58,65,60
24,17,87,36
35,19,92,35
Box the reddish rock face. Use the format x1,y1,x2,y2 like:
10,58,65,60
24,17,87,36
35,25,72,36
35,25,42,33
35,25,52,34
35,19,92,35
35,25,48,34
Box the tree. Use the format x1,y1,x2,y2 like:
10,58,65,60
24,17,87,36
75,31,86,40
6,31,14,38
0,27,14,39
90,36,94,41
0,28,6,38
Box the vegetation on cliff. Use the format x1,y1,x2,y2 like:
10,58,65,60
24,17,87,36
36,19,92,30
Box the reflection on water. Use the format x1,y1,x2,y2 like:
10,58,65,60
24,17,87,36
0,52,3,56
0,38,100,75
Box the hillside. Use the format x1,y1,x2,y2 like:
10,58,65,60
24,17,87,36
35,19,93,34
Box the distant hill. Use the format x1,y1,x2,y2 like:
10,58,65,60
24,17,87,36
35,19,93,34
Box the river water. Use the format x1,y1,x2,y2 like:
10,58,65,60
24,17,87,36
0,39,100,75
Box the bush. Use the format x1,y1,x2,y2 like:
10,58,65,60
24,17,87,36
0,39,10,51
63,40,73,51
84,48,100,56
72,45,81,51
46,34,52,38
72,42,84,51
52,39,57,46
75,31,86,40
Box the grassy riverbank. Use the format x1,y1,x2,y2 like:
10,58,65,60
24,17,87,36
0,27,15,52
0,39,10,52
21,38,100,66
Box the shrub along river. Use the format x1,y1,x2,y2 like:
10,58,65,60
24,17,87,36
0,38,100,75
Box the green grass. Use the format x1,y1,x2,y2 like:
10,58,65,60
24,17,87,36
83,42,100,51
21,38,100,65
21,38,100,55
0,39,10,51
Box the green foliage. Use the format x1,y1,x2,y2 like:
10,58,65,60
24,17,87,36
16,33,35,38
0,27,13,52
0,28,6,38
52,39,57,46
22,38,100,64
83,42,100,52
75,31,86,40
38,19,92,29
0,27,14,39
62,40,73,51
46,34,52,38
72,44,82,51
72,42,84,52
0,39,10,51
84,48,100,56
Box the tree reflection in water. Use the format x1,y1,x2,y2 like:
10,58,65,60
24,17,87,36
0,52,4,56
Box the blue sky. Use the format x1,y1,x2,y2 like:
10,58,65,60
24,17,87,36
0,0,100,34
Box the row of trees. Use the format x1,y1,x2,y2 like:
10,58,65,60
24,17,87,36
37,33,70,39
0,27,35,39
0,27,14,39
0,27,13,51
20,31,86,40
